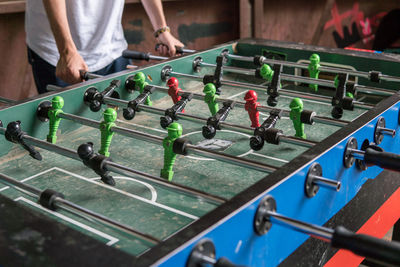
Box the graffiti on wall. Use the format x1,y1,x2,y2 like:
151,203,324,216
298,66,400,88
323,2,387,48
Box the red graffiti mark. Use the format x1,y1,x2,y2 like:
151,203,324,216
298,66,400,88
350,2,364,25
325,2,344,37
359,11,387,38
369,11,387,27
324,2,364,38
359,18,371,36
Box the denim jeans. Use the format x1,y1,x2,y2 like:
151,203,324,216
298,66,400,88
27,47,131,94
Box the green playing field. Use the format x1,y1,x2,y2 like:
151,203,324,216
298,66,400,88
0,67,377,256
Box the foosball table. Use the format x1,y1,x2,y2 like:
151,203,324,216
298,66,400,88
1,39,400,266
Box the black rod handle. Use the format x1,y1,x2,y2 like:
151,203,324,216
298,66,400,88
364,146,400,172
215,257,248,267
332,226,400,265
122,50,151,61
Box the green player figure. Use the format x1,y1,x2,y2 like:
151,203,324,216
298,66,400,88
47,96,64,144
160,122,182,181
289,98,306,139
259,64,274,82
134,72,152,106
98,108,117,157
203,83,219,116
308,53,321,92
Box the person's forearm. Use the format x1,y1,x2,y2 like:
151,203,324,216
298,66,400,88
141,0,167,31
42,0,77,54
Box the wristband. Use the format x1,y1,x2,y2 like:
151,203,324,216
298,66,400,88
154,26,170,38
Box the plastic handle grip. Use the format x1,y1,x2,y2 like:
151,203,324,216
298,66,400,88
122,50,150,61
364,147,400,172
332,226,400,266
215,257,248,267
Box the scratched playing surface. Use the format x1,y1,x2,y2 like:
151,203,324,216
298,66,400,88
0,68,380,256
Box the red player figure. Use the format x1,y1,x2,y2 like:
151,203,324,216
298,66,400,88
167,77,185,113
244,90,260,128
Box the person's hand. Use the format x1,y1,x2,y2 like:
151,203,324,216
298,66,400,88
156,31,184,57
56,50,88,84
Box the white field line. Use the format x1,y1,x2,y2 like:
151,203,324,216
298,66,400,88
116,119,166,134
0,167,198,220
15,196,119,246
52,167,198,220
90,176,157,202
227,90,247,99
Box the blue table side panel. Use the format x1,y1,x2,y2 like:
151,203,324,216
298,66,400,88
156,102,400,266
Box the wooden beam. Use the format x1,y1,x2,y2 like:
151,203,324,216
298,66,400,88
239,0,251,38
0,0,183,14
0,1,25,14
310,0,335,45
253,0,264,38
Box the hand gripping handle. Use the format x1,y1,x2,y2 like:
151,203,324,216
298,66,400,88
332,226,400,266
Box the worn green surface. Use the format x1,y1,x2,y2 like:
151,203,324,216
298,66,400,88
0,41,391,257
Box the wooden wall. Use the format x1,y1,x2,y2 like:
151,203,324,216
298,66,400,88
0,0,398,102
0,0,239,101
257,0,400,49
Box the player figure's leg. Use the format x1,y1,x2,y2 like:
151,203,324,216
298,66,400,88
289,98,306,139
98,108,117,157
160,123,182,181
308,54,321,92
203,83,219,116
47,96,64,144
161,141,177,181
250,110,261,128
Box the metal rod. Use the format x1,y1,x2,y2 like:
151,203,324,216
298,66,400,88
58,111,278,172
168,71,373,110
227,53,400,83
311,175,341,191
278,136,316,148
152,85,349,127
380,73,400,83
104,93,315,148
377,127,396,137
54,197,160,244
0,172,160,244
185,144,277,173
0,127,224,205
0,172,42,196
226,54,254,62
180,48,197,54
200,62,257,75
198,61,396,98
354,84,394,96
281,73,335,88
0,96,17,105
266,211,334,240
348,148,365,160
192,251,217,265
105,161,226,204
149,55,169,61
312,116,348,127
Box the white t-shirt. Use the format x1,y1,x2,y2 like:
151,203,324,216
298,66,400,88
25,0,128,71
